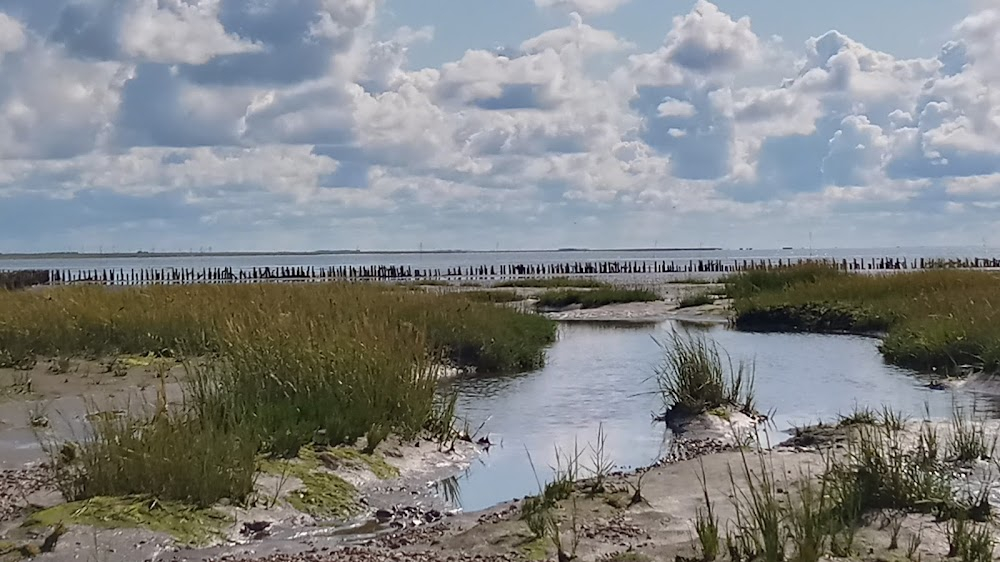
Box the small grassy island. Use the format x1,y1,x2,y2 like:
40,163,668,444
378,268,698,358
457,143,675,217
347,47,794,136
728,264,1000,376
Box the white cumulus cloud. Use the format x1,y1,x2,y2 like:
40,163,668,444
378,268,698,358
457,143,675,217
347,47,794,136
2,0,1000,251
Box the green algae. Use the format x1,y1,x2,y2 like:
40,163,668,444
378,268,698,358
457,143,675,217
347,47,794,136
316,447,400,480
261,448,359,519
707,407,731,420
25,496,229,546
115,354,174,369
284,468,358,519
520,536,550,561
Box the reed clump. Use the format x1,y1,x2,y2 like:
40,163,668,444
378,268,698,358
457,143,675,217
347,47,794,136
52,407,260,508
655,331,755,418
535,287,659,309
729,265,1000,375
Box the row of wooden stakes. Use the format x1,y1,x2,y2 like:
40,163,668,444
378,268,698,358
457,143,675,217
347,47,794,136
1,256,998,288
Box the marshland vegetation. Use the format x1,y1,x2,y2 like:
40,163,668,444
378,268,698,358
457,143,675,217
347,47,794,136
677,292,716,309
495,277,612,289
534,287,660,310
5,262,1000,560
0,282,556,513
728,264,1000,375
655,332,756,419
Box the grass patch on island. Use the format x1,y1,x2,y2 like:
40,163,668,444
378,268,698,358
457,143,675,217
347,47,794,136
728,264,1000,375
495,277,611,289
535,288,659,310
655,331,756,419
677,292,715,309
458,290,524,304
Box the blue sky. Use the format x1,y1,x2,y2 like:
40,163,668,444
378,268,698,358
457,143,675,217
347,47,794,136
0,0,998,252
385,1,968,68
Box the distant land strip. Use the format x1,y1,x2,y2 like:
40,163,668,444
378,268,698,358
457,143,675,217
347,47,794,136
0,248,724,260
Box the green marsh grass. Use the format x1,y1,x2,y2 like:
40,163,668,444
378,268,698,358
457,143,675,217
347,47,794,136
729,265,1000,374
728,448,785,562
535,287,659,309
655,331,756,417
695,460,721,561
457,290,524,304
495,277,611,289
0,283,555,374
946,517,995,562
716,410,998,562
187,310,439,458
677,292,715,309
50,405,259,507
17,283,556,510
947,406,996,463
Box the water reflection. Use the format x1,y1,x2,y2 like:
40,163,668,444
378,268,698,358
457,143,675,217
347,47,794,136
440,321,1000,512
434,475,464,508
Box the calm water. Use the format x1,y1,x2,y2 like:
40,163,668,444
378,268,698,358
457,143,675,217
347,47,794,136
2,246,999,273
441,321,1000,512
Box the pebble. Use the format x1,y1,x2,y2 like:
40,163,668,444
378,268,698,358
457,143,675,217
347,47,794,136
223,547,516,562
657,437,737,465
0,466,54,522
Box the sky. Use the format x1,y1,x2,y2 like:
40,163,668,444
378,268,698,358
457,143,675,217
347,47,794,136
0,0,999,252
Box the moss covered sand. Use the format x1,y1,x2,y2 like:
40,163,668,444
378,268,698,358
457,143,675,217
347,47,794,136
25,496,230,546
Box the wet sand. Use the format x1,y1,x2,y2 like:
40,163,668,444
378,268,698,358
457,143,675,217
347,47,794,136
215,417,995,562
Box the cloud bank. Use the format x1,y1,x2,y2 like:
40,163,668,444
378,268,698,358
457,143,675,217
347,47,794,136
1,0,999,251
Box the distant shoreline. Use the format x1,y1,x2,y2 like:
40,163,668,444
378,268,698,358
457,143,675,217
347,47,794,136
0,248,726,260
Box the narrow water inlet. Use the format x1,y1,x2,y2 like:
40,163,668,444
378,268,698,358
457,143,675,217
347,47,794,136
438,320,1000,513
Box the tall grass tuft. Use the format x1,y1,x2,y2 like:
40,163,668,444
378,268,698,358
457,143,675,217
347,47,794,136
695,460,720,561
187,310,439,458
947,406,996,463
825,422,951,519
728,449,785,562
51,406,259,508
946,517,995,562
785,476,833,562
655,331,756,418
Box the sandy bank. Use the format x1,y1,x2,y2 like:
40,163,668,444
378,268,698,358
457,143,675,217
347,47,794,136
0,436,483,562
218,413,1000,562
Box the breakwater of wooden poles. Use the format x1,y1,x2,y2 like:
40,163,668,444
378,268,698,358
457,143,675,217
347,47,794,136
0,256,997,288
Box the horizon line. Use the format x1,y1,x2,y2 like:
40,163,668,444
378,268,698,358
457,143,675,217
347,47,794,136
0,244,996,260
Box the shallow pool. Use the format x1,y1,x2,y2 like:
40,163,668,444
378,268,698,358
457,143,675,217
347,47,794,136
442,320,1000,512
